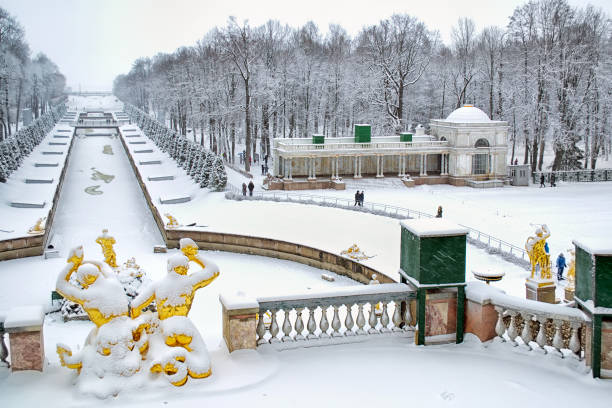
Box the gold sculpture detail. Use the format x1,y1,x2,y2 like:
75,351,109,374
566,248,576,288
341,244,374,261
28,217,46,234
165,213,179,229
95,229,117,268
525,224,551,280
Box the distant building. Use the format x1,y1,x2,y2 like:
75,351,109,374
271,105,508,189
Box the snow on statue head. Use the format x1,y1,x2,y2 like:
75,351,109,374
76,263,101,288
168,253,189,275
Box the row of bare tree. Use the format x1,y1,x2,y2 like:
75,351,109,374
0,7,66,141
113,0,611,172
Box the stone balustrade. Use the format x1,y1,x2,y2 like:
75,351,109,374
221,284,417,351
465,282,588,360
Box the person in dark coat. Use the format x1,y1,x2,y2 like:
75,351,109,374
556,253,566,280
241,182,247,196
436,206,443,218
550,173,556,187
539,174,545,188
354,190,359,206
359,191,364,206
248,180,255,196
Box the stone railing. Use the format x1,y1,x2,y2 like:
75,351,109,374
276,140,448,155
466,283,588,360
533,169,612,184
220,284,417,352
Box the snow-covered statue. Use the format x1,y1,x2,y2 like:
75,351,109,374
131,242,219,386
28,216,46,234
95,229,117,268
566,248,576,288
165,213,179,229
55,247,145,397
525,224,551,280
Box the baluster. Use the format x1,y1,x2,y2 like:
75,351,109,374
306,308,317,340
494,307,506,341
569,323,582,359
506,312,519,346
380,302,391,333
269,309,280,343
535,316,548,353
392,301,402,332
403,301,414,332
294,308,305,341
344,304,355,336
368,302,379,334
331,305,342,337
519,313,533,350
256,311,267,345
551,320,564,357
356,303,367,335
319,306,330,338
281,309,293,342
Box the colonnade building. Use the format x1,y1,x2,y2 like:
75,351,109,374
271,105,508,188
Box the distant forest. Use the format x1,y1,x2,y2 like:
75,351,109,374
113,0,611,172
0,7,66,139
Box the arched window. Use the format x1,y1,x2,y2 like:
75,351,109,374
440,136,447,141
475,138,490,148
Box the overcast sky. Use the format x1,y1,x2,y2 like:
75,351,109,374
3,0,610,91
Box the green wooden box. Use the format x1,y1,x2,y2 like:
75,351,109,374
400,132,413,142
354,124,371,143
400,219,468,285
312,134,325,144
574,239,612,308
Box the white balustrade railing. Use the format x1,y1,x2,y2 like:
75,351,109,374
468,283,588,359
276,140,448,154
256,283,416,344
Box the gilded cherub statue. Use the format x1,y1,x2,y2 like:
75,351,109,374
525,224,551,280
95,229,117,268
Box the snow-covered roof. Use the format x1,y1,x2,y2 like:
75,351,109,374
444,105,491,123
572,238,612,256
400,219,469,237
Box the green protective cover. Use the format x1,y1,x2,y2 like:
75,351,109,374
595,255,612,308
312,135,325,144
400,228,466,285
575,246,593,303
400,133,413,142
354,124,371,143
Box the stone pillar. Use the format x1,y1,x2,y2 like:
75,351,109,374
358,156,362,178
399,219,469,345
525,278,556,303
423,154,428,176
354,156,359,178
464,298,499,342
377,155,384,178
335,156,340,179
220,293,259,353
419,154,425,176
398,155,403,177
287,158,293,180
573,239,612,378
4,305,45,371
308,157,316,180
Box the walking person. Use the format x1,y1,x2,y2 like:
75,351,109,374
354,190,359,206
550,173,556,187
241,183,247,196
248,180,255,196
556,253,566,280
539,174,546,188
359,191,364,207
436,206,443,218
261,164,265,175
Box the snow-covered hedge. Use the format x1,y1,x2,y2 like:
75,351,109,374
123,103,227,191
0,103,67,182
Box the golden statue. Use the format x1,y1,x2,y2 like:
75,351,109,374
341,244,374,261
28,217,46,234
525,224,551,280
165,213,179,229
566,248,576,288
131,248,219,386
95,229,117,268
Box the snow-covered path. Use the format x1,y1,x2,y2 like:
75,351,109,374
48,132,164,268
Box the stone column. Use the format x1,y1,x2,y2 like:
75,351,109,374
4,305,45,371
358,156,362,178
377,155,384,178
335,156,340,179
398,155,403,177
354,156,359,178
308,157,316,180
220,293,259,353
287,158,293,180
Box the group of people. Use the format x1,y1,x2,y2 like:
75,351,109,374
260,155,269,175
353,190,365,206
242,180,255,196
539,173,556,188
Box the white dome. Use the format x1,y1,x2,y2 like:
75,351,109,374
445,105,490,123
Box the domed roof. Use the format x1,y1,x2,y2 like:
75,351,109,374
445,105,491,123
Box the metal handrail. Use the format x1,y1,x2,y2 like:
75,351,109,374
228,186,529,262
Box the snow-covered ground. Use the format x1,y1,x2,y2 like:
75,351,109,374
1,95,611,407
